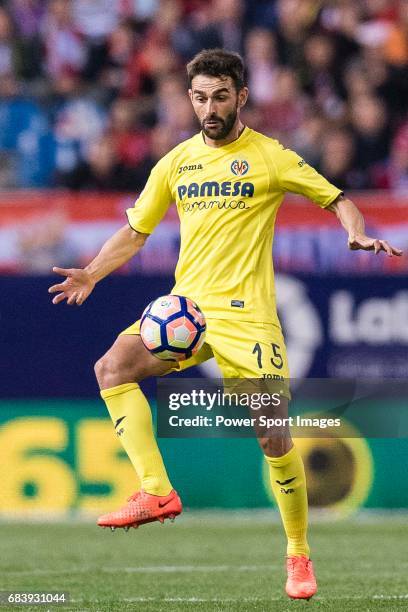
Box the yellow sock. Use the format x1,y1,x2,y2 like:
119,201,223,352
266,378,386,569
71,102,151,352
101,382,173,496
265,445,310,557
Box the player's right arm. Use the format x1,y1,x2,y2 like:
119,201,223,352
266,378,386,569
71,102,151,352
49,154,174,306
48,226,148,305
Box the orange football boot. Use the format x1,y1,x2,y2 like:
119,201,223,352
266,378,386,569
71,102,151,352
97,489,182,531
286,555,317,600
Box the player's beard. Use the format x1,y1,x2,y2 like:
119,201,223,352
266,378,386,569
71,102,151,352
201,106,238,140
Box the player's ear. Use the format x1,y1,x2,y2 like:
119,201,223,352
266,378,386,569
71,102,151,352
238,87,249,109
188,89,193,104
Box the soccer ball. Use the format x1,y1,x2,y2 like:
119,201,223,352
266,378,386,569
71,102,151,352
140,295,206,361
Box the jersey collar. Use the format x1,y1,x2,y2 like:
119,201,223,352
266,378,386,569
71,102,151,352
197,125,251,151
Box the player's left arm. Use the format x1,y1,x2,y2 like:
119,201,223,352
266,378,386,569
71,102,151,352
275,146,403,257
326,194,403,256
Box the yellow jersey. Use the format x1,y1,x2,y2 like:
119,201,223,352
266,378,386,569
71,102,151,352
127,126,342,323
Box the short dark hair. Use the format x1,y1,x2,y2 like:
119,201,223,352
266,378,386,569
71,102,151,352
187,49,245,91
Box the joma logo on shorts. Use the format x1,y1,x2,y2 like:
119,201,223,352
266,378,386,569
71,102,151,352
178,164,203,173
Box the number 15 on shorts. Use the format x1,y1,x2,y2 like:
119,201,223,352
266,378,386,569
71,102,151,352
252,342,284,371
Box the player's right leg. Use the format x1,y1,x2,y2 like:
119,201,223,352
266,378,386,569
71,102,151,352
94,333,182,529
95,332,175,387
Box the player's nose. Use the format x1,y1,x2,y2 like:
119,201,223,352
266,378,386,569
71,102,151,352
204,98,216,114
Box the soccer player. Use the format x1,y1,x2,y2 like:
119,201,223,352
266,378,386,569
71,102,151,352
49,49,402,600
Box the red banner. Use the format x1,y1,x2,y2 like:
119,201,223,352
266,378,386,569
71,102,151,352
0,191,406,274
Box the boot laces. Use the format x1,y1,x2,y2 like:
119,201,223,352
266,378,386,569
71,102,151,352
287,556,311,579
127,491,142,502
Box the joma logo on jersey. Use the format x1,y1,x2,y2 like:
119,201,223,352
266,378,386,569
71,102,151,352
178,164,203,173
231,159,249,176
177,181,254,199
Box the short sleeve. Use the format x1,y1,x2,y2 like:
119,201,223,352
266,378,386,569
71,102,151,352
126,156,173,234
276,146,343,208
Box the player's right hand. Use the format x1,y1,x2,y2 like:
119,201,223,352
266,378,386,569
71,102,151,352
48,267,95,306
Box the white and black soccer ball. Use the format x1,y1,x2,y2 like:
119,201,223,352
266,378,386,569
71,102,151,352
140,295,206,361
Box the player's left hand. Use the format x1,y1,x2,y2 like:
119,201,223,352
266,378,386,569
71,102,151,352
348,234,403,256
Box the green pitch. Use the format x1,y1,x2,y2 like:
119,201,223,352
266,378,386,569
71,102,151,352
1,513,407,611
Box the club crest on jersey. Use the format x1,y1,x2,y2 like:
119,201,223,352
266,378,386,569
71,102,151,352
231,159,249,176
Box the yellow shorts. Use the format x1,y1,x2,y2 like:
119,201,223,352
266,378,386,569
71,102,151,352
121,317,290,388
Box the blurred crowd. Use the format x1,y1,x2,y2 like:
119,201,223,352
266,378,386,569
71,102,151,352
0,0,407,192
